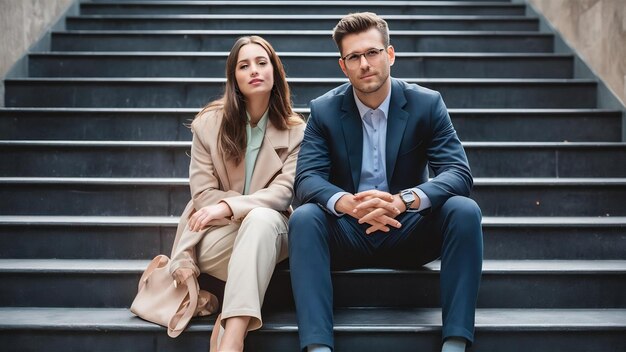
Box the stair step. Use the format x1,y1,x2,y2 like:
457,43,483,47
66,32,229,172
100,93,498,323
2,307,623,352
1,108,620,142
29,52,573,78
0,107,195,141
474,178,626,216
449,109,623,142
1,216,624,260
4,78,595,109
483,217,626,260
80,2,528,16
464,142,626,177
2,141,624,178
0,177,625,217
66,14,539,31
1,259,624,308
0,216,176,260
50,30,554,52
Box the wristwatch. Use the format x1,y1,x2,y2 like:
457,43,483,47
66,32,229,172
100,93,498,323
400,189,416,210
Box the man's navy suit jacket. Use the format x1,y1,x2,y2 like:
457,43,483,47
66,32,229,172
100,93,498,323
294,77,473,214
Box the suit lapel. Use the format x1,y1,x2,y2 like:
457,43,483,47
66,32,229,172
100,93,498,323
340,88,363,192
248,120,287,194
386,79,409,183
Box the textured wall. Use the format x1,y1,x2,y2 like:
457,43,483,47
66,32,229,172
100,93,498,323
0,0,74,78
528,0,626,105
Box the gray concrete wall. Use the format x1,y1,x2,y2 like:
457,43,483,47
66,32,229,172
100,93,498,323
0,0,74,78
528,0,626,106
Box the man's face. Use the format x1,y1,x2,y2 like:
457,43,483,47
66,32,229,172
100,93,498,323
338,28,395,95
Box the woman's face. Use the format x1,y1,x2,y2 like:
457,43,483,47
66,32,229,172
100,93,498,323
234,43,274,100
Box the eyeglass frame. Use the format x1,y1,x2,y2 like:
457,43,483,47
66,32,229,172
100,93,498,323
340,48,387,67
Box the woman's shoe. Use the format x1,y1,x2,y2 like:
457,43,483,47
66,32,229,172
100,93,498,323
197,291,219,316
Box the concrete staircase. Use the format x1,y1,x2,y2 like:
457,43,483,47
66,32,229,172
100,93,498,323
1,0,625,351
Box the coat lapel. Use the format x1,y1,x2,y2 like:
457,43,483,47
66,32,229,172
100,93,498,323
208,111,242,193
340,88,363,192
222,153,245,194
248,120,287,194
386,79,409,183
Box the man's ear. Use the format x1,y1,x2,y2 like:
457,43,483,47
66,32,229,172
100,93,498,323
387,45,396,67
338,58,348,77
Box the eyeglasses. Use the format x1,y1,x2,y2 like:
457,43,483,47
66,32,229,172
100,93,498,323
341,48,386,68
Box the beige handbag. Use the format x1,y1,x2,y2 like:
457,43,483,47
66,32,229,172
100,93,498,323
131,255,218,338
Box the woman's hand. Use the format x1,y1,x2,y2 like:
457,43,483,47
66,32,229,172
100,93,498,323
188,202,233,232
172,267,195,287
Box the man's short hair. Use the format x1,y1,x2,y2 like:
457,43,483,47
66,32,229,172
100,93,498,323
332,12,390,54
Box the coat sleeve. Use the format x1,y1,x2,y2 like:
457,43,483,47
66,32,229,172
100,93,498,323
169,205,232,278
294,101,347,206
188,115,241,211
415,92,473,211
221,123,305,221
169,114,238,277
169,202,202,277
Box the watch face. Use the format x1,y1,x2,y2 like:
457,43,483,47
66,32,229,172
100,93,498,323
401,190,414,202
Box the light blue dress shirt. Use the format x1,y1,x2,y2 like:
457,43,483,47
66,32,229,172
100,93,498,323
326,88,432,216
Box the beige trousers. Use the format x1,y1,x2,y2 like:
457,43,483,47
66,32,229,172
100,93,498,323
196,207,288,331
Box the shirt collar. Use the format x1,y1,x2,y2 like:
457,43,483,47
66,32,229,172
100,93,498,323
353,87,392,121
246,108,269,132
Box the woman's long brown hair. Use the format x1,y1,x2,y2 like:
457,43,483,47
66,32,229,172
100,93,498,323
197,36,301,164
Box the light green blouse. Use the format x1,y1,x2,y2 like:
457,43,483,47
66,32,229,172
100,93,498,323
244,109,269,195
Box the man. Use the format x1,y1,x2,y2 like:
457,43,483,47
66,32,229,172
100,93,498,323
288,12,483,352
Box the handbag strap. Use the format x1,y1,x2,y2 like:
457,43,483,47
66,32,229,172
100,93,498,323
137,255,168,292
167,275,199,338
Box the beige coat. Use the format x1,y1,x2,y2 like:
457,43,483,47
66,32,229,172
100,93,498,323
170,108,305,276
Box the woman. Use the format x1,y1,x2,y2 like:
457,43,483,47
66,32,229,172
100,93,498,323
169,36,304,352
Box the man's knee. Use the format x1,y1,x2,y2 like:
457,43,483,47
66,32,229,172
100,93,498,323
440,196,483,249
289,203,327,231
442,196,482,223
288,203,329,248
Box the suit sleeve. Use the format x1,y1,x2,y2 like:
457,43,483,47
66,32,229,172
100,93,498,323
189,118,241,212
294,102,346,206
221,125,305,221
415,92,473,211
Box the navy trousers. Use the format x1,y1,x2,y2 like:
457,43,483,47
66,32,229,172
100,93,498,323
288,196,483,351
